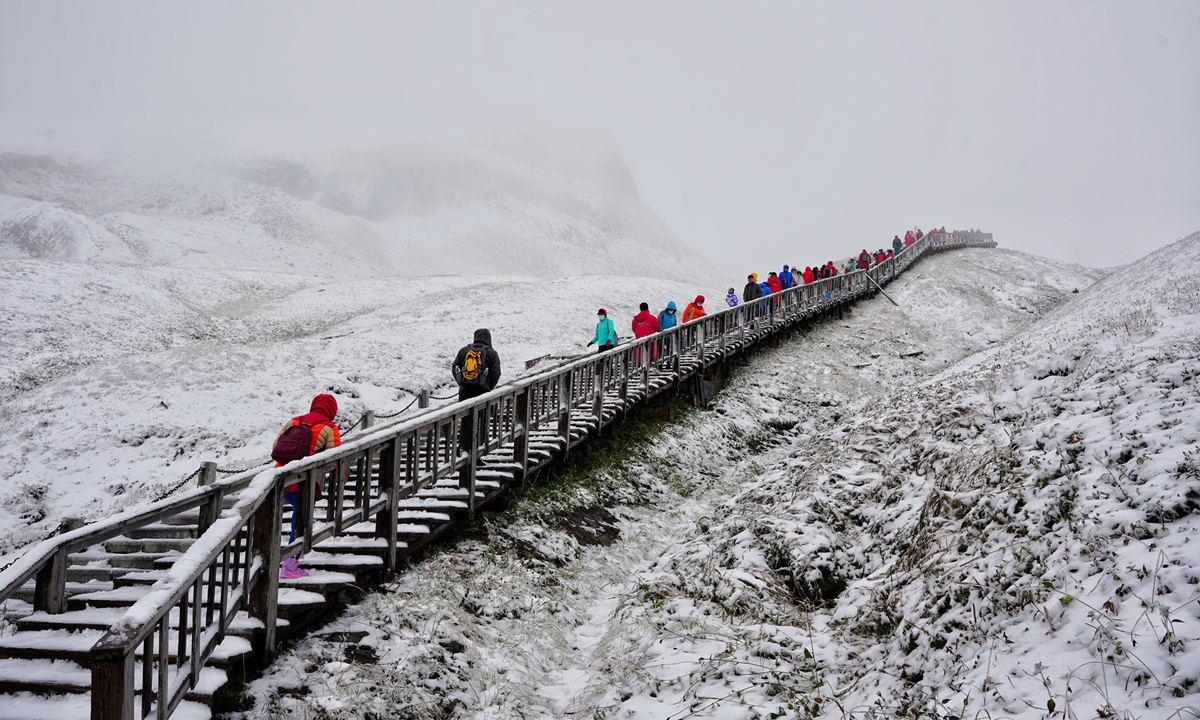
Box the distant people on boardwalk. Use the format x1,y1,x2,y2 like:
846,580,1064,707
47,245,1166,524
682,295,706,322
271,393,342,579
589,309,618,352
726,288,739,307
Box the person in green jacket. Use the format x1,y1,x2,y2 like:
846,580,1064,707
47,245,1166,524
588,308,618,353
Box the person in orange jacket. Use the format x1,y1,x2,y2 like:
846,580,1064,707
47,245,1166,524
682,295,706,322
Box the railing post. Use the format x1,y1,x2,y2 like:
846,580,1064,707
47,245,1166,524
460,408,477,519
558,369,573,457
593,359,605,422
376,437,400,572
418,389,430,409
619,351,629,403
249,478,282,665
514,389,530,485
361,411,375,430
697,321,706,367
33,547,68,614
198,461,217,487
90,650,134,720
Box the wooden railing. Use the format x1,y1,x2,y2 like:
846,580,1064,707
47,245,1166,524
1,230,994,720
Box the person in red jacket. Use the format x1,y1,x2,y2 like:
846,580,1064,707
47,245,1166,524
766,272,783,294
682,295,706,322
875,250,886,264
631,302,660,362
272,393,341,578
802,266,815,285
904,230,913,246
857,250,871,270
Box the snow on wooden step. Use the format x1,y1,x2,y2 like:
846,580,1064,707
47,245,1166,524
314,535,388,548
278,569,356,586
396,497,469,511
0,657,90,687
299,552,385,567
209,635,253,662
70,585,152,604
0,693,215,720
396,524,431,535
17,607,134,631
277,588,326,607
394,510,452,523
0,629,102,660
0,692,94,720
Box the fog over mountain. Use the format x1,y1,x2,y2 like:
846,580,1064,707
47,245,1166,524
0,137,715,280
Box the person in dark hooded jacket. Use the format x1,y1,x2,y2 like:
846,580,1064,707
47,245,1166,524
743,273,762,303
453,328,502,402
893,235,903,254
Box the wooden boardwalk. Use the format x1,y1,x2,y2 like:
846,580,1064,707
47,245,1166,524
0,232,996,720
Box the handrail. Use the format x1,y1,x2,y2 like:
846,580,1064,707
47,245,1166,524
22,229,993,720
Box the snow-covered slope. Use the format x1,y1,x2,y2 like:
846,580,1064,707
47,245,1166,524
238,244,1149,719
0,144,716,280
0,262,720,556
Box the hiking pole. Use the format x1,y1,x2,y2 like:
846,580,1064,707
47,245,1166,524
864,272,900,307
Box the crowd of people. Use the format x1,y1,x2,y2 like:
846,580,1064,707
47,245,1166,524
270,226,952,577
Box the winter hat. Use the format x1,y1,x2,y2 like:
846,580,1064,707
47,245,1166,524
597,308,607,316
694,295,705,304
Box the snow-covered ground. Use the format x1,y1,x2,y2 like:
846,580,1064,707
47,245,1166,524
0,263,722,557
233,239,1200,720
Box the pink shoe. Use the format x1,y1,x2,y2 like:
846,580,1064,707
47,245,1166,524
280,557,309,580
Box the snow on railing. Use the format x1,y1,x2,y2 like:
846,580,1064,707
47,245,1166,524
10,229,998,720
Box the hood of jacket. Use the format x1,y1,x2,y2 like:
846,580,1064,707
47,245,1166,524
473,328,492,347
693,295,705,304
665,301,677,311
304,393,338,425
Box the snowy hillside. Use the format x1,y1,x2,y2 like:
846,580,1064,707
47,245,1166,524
0,143,716,280
0,265,728,557
238,243,1200,720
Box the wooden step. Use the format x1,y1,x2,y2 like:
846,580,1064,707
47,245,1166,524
70,550,181,570
67,585,151,611
124,522,197,540
0,630,101,664
102,537,195,554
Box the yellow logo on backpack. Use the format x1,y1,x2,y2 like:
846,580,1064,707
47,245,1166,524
462,346,484,383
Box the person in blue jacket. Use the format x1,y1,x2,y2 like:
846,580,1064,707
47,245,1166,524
780,265,794,290
657,301,678,331
656,301,678,362
588,309,618,353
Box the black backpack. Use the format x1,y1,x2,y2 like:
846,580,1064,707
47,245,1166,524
272,421,313,465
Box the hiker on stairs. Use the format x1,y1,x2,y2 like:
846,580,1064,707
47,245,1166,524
271,393,342,579
453,328,502,402
588,309,619,353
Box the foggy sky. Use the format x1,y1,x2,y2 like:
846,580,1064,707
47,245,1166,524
1,1,1197,271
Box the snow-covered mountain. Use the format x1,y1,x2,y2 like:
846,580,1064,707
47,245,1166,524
0,142,716,280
